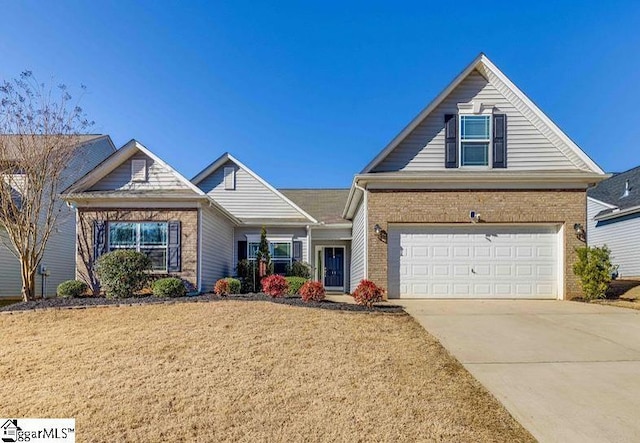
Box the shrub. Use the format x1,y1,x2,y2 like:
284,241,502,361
261,274,288,298
573,245,616,301
214,278,241,296
236,259,259,293
285,276,308,295
352,279,385,307
300,281,326,302
95,250,151,298
56,280,88,298
152,277,187,298
286,261,311,279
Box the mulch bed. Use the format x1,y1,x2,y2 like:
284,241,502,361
0,293,405,314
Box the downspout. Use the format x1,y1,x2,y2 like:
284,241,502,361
354,182,368,280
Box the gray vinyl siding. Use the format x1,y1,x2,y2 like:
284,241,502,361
89,152,190,191
587,200,640,277
0,236,21,297
200,206,235,292
350,200,366,293
198,160,307,219
232,227,308,268
310,227,352,241
373,70,586,173
63,137,116,190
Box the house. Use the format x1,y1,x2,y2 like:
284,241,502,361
64,144,353,293
64,54,607,300
0,135,116,298
587,165,640,277
1,419,21,441
343,53,606,299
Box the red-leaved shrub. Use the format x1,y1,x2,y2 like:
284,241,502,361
299,281,326,302
214,279,229,296
352,279,385,307
261,274,288,298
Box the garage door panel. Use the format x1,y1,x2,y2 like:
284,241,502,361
388,225,559,299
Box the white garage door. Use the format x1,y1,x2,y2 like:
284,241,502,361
388,225,560,299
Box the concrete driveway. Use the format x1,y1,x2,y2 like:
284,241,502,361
396,299,640,443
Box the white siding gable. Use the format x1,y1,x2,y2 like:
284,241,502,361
88,152,191,192
373,70,587,173
197,160,308,220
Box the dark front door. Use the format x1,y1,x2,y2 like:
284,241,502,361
324,247,344,288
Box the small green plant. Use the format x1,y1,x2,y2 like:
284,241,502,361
56,280,88,298
573,245,616,301
214,277,241,296
236,259,259,293
285,276,308,295
300,281,326,302
95,250,151,298
286,261,311,279
352,279,385,308
152,277,187,298
261,274,288,298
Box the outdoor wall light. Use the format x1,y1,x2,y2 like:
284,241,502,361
374,224,387,243
573,223,586,242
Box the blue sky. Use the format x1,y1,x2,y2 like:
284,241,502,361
1,1,639,187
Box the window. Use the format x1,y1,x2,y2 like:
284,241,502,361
246,240,292,275
460,115,490,166
109,222,168,271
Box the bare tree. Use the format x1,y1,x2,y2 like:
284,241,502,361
0,71,93,301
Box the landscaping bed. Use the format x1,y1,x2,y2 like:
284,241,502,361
0,293,404,314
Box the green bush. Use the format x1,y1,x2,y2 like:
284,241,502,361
152,277,187,298
285,276,308,295
214,277,241,296
95,250,151,298
573,245,616,301
236,259,259,293
225,277,241,294
57,280,88,298
286,261,311,279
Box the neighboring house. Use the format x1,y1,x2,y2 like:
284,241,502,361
343,53,606,300
587,165,640,277
63,54,608,300
0,135,116,298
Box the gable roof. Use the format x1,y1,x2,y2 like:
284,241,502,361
588,165,640,219
360,53,604,175
279,189,350,225
192,152,318,223
63,140,240,224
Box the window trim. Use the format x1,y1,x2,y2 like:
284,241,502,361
108,221,169,272
457,102,494,169
245,236,294,274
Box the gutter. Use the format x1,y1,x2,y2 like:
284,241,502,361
595,204,640,222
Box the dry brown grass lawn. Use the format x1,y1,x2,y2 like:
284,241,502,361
0,302,533,442
592,279,640,311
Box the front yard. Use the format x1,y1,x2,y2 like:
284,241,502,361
0,302,533,442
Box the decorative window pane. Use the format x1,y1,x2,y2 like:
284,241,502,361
109,223,136,247
461,116,490,140
140,222,167,246
141,248,167,271
462,143,489,166
271,242,291,259
247,242,260,259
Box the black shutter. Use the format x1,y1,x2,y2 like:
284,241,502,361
167,221,181,273
93,220,107,260
293,241,302,262
493,114,507,168
444,114,458,168
237,240,247,261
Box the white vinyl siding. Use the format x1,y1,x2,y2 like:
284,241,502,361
311,227,352,241
233,227,308,266
197,161,307,220
587,200,640,278
200,206,235,291
89,153,190,191
350,201,366,293
388,225,560,299
373,70,584,172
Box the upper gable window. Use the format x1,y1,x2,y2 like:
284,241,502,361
460,115,490,166
131,159,148,182
224,167,235,190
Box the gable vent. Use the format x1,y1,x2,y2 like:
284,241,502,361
131,159,147,182
224,167,235,190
